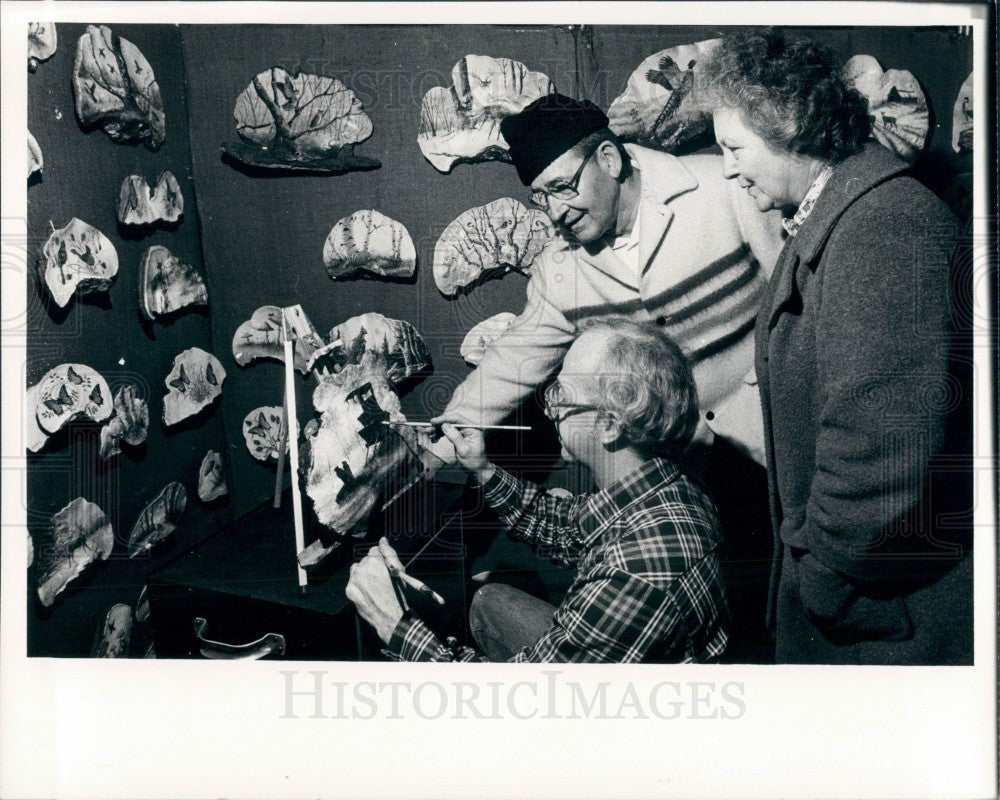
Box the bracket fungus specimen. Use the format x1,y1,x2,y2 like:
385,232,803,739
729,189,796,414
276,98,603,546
99,385,149,460
37,498,114,607
232,305,325,375
608,39,719,152
40,218,119,308
118,171,183,226
323,210,416,280
28,22,57,72
952,72,973,154
28,131,43,179
418,55,555,172
34,363,113,437
433,198,553,295
25,382,49,453
162,348,226,427
92,604,133,658
243,406,287,462
460,312,517,366
224,66,378,173
128,482,187,557
198,449,228,501
327,312,432,386
72,25,165,149
140,245,208,320
305,365,426,537
843,55,928,164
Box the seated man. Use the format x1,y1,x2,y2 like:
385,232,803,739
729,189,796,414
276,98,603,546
345,318,730,663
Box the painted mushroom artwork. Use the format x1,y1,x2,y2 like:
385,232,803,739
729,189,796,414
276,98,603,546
608,39,719,152
117,171,184,226
242,406,287,462
327,312,432,386
28,22,57,72
39,218,119,308
952,72,973,154
127,482,187,557
28,131,43,180
139,245,208,320
305,364,427,541
224,66,379,173
25,382,50,453
92,604,133,658
162,348,226,427
33,363,114,438
433,198,553,296
843,55,929,164
323,210,416,280
460,312,518,366
98,384,149,460
197,450,228,501
232,305,325,375
418,55,555,172
72,24,165,150
37,498,114,607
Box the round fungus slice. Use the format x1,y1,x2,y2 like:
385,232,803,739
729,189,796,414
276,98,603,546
323,210,416,280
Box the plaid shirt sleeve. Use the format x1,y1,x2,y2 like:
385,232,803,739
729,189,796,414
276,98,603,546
480,466,590,568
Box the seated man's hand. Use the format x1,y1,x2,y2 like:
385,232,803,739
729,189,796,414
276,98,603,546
440,424,495,485
345,544,405,643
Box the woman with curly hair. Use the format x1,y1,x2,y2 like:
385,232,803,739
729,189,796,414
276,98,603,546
700,28,972,664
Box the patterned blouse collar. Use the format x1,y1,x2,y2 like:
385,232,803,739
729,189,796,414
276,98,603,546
782,163,836,237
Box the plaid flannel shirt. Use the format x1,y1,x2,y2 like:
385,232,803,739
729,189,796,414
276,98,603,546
386,458,730,663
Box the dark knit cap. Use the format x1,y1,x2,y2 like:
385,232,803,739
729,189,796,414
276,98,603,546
501,93,610,185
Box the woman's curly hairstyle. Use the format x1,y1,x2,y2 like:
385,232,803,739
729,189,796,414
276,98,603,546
577,317,699,458
699,27,871,161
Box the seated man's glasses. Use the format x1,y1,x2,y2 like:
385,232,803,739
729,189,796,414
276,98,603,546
528,147,599,210
543,380,603,424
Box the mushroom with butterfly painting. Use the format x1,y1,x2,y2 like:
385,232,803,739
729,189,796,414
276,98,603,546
39,218,119,308
33,363,113,438
242,406,287,462
162,348,226,427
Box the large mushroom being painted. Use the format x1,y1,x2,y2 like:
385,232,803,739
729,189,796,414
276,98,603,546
418,55,555,172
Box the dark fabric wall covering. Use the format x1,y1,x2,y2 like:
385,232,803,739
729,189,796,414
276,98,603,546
26,24,231,656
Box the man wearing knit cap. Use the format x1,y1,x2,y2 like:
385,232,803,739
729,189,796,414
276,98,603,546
431,93,785,467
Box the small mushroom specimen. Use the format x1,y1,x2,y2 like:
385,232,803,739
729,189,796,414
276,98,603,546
242,406,287,462
231,305,324,375
37,498,114,607
460,312,518,366
843,55,929,164
117,171,183,226
28,131,43,179
418,55,555,172
92,604,133,658
433,198,553,295
28,22,57,72
34,363,113,436
72,24,165,149
162,348,226,427
99,384,149,460
39,218,119,308
224,66,378,172
139,245,208,320
127,482,186,557
327,312,432,385
952,72,973,154
323,210,416,280
25,381,49,453
197,449,228,501
607,39,719,151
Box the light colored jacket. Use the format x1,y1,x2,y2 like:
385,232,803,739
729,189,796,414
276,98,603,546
444,144,786,463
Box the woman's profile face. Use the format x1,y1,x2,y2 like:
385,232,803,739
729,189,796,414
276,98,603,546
712,106,811,213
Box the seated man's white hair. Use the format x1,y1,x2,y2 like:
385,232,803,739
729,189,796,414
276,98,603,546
578,316,699,457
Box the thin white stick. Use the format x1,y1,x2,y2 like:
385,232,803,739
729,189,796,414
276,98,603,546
382,420,531,431
283,315,308,592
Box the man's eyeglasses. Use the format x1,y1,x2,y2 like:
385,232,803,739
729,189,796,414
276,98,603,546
528,148,598,210
543,380,603,424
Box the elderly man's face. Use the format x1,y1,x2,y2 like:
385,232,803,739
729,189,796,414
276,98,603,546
548,330,610,464
530,142,622,244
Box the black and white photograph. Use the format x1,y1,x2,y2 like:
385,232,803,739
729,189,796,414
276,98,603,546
2,1,996,798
